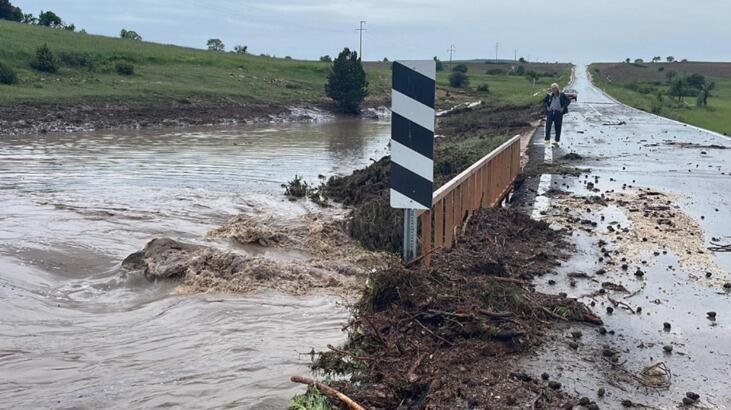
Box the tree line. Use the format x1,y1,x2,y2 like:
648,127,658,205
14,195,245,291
0,0,76,31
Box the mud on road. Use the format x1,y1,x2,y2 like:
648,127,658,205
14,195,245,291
516,65,731,409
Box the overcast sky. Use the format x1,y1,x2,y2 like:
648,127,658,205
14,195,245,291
14,0,731,63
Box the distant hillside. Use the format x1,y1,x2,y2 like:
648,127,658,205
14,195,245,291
0,19,390,106
592,61,731,84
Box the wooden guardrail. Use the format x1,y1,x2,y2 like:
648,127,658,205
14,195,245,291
418,134,522,266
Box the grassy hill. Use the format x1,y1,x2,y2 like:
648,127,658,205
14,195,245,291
0,20,571,135
590,62,731,136
0,19,390,106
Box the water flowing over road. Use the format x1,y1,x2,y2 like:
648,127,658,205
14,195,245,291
0,118,390,408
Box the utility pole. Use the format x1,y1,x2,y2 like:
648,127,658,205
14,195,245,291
447,44,455,72
356,20,367,60
514,49,517,62
495,42,499,63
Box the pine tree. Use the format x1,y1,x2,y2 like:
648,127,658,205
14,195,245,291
325,48,369,114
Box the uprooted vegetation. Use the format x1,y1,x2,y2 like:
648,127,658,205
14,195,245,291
314,102,539,254
307,208,601,408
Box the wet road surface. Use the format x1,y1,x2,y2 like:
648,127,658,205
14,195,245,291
0,118,390,408
520,66,731,408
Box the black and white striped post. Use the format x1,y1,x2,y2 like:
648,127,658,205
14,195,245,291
389,60,436,262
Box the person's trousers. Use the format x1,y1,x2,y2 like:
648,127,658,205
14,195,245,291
545,111,564,141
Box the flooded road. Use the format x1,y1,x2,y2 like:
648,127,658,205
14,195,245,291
521,66,731,408
0,118,390,408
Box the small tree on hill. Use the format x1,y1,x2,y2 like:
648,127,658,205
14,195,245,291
234,45,248,54
666,56,675,63
325,48,368,114
452,63,468,73
21,12,34,23
634,58,644,64
686,73,705,89
120,29,142,41
697,81,715,107
30,43,58,73
518,57,526,63
319,55,332,62
625,58,631,64
38,10,62,27
668,78,687,102
207,38,225,52
0,0,22,21
449,71,469,88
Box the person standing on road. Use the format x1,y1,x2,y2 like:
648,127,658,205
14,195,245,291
543,83,571,146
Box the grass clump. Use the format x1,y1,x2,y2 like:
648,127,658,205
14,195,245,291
115,60,134,75
0,62,18,85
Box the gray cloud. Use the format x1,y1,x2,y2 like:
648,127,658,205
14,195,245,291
14,0,731,62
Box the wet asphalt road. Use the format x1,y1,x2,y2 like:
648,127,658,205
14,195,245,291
520,66,731,408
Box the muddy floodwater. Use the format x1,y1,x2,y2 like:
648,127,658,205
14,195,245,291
0,118,390,408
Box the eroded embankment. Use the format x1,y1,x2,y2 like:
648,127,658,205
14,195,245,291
323,101,539,254
0,98,300,136
122,212,395,300
308,208,602,409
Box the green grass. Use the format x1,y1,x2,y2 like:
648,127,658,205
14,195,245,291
589,63,731,136
0,20,569,114
0,20,389,106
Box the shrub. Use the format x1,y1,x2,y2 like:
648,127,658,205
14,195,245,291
486,68,505,75
325,48,368,114
476,84,490,93
115,61,134,75
658,66,665,72
58,51,97,70
449,71,469,88
687,73,705,90
515,65,525,75
0,61,18,85
30,44,58,73
452,63,468,73
637,84,657,94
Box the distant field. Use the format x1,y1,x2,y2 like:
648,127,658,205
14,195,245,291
590,62,731,136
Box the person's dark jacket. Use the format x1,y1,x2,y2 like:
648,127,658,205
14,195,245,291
543,92,571,114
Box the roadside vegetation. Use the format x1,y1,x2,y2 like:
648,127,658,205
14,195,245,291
590,61,731,136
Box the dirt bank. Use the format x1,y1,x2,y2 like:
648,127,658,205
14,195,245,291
307,208,601,408
322,101,540,254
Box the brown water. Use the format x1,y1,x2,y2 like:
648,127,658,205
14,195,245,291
0,118,390,408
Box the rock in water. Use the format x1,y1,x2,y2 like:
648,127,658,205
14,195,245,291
122,238,204,280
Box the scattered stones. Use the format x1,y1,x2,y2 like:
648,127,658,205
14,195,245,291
663,345,673,353
707,311,717,319
541,372,550,380
686,392,700,401
663,322,671,330
621,399,633,407
568,341,579,350
606,306,614,314
597,388,605,397
571,330,583,339
548,381,562,390
598,327,607,335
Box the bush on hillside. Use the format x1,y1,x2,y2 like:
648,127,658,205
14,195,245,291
449,71,469,88
476,83,490,93
115,61,134,75
58,51,97,70
325,48,368,114
30,44,58,73
452,63,468,73
486,68,505,75
0,61,18,85
515,65,525,75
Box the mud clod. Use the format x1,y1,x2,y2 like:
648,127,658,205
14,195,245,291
549,381,563,390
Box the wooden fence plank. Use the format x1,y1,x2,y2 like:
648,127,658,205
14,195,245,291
434,199,444,248
444,191,454,249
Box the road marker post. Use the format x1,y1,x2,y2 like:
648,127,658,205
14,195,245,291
389,60,436,262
